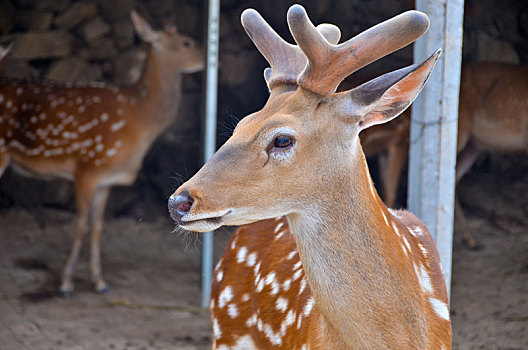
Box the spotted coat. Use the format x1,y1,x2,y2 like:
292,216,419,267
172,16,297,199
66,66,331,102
211,212,452,350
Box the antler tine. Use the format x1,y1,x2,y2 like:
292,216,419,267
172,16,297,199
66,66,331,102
316,23,341,46
242,9,341,91
287,4,430,95
241,9,303,89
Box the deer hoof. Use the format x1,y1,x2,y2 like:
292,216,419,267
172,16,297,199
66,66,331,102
94,282,110,294
59,289,73,298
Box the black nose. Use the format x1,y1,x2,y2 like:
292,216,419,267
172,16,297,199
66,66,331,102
168,190,194,223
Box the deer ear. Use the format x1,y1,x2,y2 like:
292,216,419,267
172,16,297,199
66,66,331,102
346,50,441,131
131,10,160,43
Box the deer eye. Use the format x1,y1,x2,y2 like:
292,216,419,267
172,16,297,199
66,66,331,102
182,39,192,48
273,135,294,149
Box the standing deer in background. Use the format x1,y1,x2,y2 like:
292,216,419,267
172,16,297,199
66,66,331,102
0,11,203,296
360,62,528,248
169,5,452,349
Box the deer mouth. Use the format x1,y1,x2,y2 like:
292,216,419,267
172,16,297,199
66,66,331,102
179,210,231,232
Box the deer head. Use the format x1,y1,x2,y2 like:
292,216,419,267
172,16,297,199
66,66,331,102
169,5,439,232
131,10,203,73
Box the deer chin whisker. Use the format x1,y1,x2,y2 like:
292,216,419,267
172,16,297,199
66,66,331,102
178,209,232,232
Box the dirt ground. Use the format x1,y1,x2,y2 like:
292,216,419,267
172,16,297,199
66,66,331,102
0,154,527,350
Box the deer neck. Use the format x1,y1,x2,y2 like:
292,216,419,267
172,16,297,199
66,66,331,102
133,46,183,129
286,138,425,349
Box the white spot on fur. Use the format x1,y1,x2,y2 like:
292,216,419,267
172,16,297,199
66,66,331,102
282,279,291,291
241,293,250,302
392,222,401,237
417,242,428,257
230,335,257,349
265,272,276,285
270,281,280,295
411,226,424,236
275,297,288,312
246,252,257,267
303,297,315,316
275,231,286,240
293,269,302,281
227,303,239,318
429,297,450,320
110,119,126,132
293,261,302,270
414,263,434,295
274,222,284,233
100,113,109,122
283,309,296,330
236,246,248,264
218,286,233,308
420,264,433,294
253,262,261,279
299,278,307,295
256,279,265,293
402,235,412,252
106,148,117,157
213,318,222,338
246,314,257,327
216,269,223,282
263,322,282,345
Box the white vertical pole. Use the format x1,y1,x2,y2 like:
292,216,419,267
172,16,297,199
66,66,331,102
202,0,220,309
408,0,464,298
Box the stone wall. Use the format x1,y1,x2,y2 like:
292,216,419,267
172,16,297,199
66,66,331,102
0,0,526,219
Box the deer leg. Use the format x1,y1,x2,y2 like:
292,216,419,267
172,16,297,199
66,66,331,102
89,186,110,293
381,142,408,208
456,141,479,183
455,141,481,249
60,181,96,296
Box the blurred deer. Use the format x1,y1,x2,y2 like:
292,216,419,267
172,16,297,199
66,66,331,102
0,11,203,296
360,62,528,248
169,5,451,349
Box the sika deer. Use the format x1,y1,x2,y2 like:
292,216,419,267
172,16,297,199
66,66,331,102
169,5,451,349
359,62,528,248
0,11,203,296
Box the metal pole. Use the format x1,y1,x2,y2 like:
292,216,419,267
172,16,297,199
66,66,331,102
408,0,464,299
202,0,220,309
